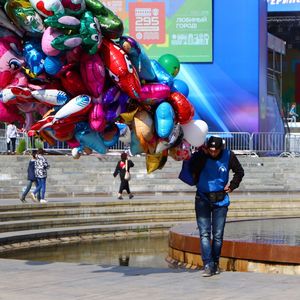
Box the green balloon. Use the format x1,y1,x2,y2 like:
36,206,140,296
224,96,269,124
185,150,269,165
158,54,180,77
85,0,124,39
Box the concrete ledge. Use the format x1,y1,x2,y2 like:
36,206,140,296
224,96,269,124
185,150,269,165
168,219,300,275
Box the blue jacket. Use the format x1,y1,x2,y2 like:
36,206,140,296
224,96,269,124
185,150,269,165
197,149,230,206
27,159,37,181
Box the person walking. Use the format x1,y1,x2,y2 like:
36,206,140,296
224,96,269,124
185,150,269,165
20,151,40,203
179,136,244,277
30,148,50,204
113,152,134,200
6,122,18,154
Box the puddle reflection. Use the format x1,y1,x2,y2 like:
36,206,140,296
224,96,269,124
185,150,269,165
0,235,170,268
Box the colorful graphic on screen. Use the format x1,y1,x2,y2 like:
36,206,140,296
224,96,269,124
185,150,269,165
102,0,279,133
267,0,300,12
175,0,266,133
101,0,213,63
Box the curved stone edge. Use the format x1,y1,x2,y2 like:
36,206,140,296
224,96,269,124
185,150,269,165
168,225,300,275
0,223,173,254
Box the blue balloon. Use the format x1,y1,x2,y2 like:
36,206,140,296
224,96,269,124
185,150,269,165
44,56,62,75
101,124,120,147
130,131,144,155
172,79,189,97
119,36,156,81
23,40,45,75
116,122,127,134
155,102,175,138
74,122,107,154
150,59,174,87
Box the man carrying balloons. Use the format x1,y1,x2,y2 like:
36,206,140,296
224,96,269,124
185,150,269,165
179,136,244,277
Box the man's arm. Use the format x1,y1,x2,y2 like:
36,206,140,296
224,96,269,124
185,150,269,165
225,151,244,192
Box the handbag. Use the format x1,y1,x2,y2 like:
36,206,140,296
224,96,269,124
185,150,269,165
124,160,131,181
178,158,195,186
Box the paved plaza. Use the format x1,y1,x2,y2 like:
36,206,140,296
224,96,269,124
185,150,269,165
0,258,299,300
0,194,299,299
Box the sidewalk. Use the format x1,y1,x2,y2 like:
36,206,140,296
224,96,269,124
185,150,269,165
0,258,299,300
2,191,300,206
0,194,299,300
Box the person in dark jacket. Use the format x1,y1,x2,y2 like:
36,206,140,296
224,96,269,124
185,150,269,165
20,151,40,203
182,136,244,277
113,152,134,200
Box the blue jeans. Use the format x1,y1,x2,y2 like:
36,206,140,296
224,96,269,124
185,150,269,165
195,195,228,267
22,180,40,200
33,177,47,200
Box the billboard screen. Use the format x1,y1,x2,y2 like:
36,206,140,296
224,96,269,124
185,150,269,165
175,0,263,132
102,0,282,133
102,0,213,63
267,0,300,12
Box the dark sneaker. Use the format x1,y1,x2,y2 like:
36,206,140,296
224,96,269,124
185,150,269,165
129,194,134,199
213,263,221,275
20,197,26,203
118,196,123,200
202,264,213,277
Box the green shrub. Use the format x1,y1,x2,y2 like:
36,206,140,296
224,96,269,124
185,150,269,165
16,139,26,154
33,138,44,149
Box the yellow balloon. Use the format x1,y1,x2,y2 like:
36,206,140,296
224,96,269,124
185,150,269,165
120,108,139,124
146,150,168,173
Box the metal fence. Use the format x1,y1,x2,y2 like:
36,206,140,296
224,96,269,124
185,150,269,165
2,131,300,156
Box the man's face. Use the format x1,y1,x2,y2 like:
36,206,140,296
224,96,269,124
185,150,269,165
208,147,221,158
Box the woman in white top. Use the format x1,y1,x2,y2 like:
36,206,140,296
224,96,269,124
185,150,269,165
6,122,18,154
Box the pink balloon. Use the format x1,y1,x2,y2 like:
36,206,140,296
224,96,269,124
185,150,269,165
0,102,24,124
139,83,170,105
89,103,106,132
0,33,24,88
66,138,81,148
80,52,105,98
42,27,62,56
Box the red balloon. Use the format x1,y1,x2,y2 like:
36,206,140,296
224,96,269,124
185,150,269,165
57,65,88,96
100,39,141,99
167,92,194,124
52,123,75,141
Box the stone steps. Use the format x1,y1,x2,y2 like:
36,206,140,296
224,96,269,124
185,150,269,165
0,195,300,252
2,155,300,197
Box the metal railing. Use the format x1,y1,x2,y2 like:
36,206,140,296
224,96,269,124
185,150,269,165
2,131,300,157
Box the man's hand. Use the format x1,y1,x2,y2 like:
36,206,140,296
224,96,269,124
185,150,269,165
224,185,232,193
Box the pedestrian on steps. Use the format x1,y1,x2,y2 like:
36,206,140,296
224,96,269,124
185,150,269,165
30,148,50,204
20,150,40,203
113,152,134,200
